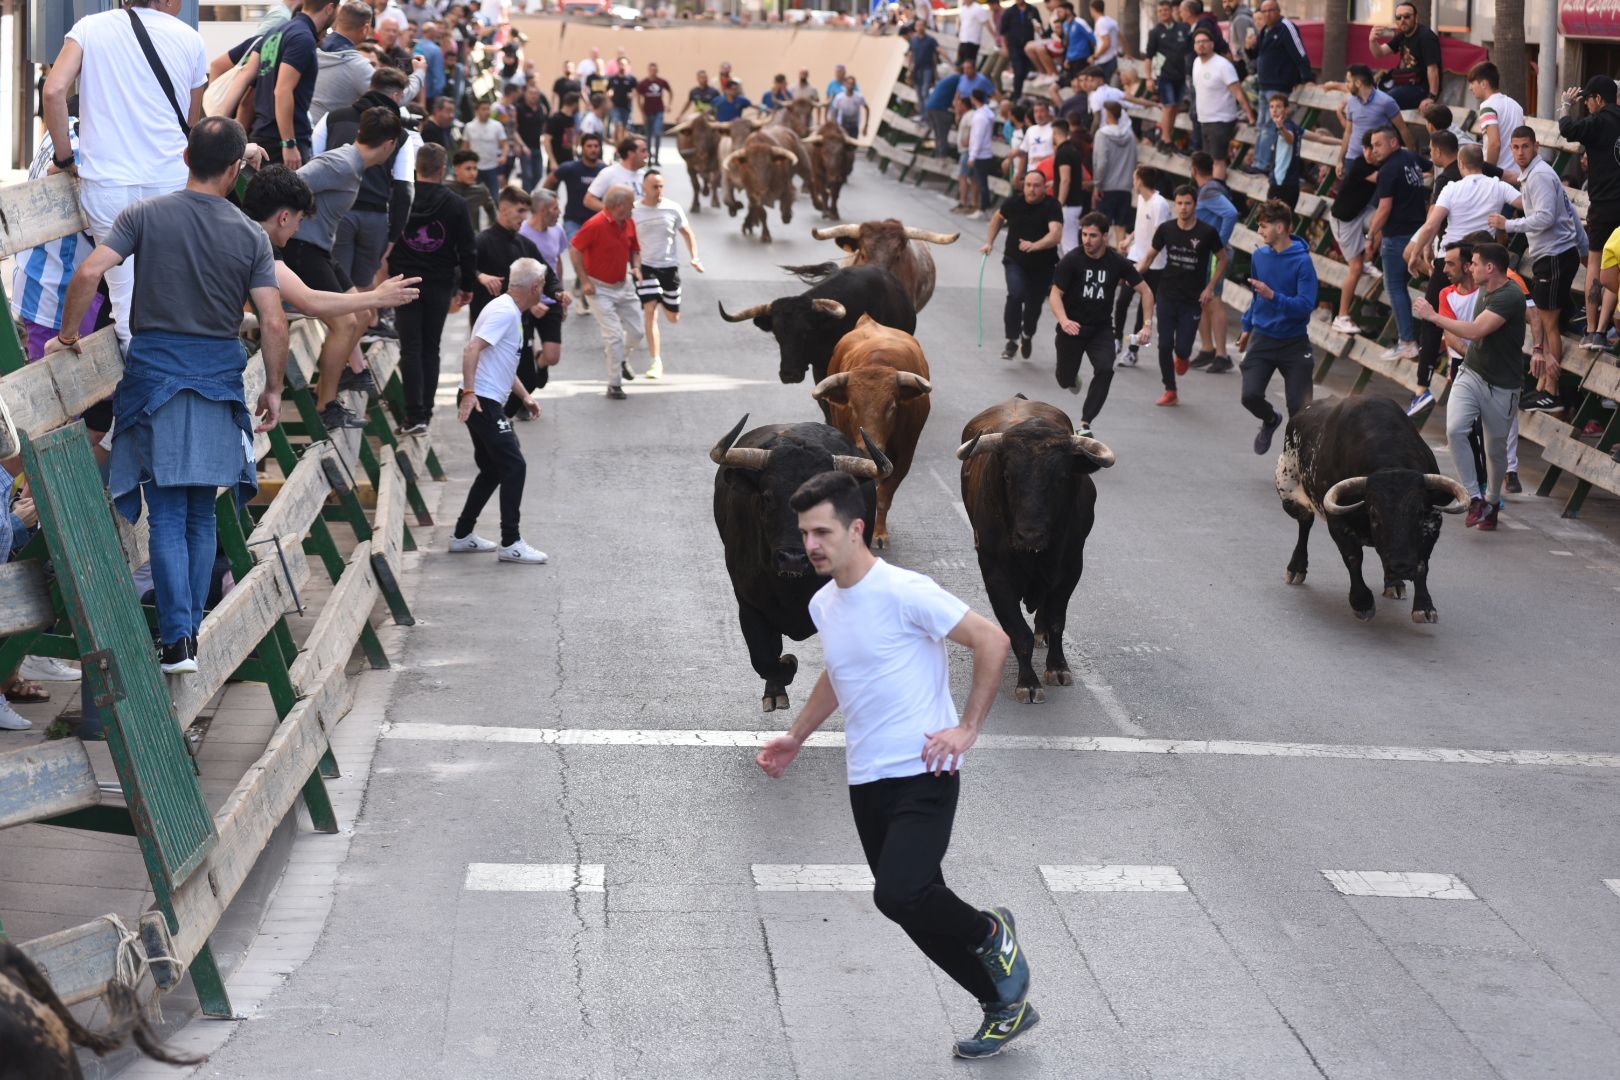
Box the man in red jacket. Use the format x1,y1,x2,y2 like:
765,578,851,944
569,184,643,399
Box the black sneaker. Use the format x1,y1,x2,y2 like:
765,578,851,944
1019,334,1033,359
606,385,628,400
953,1000,1041,1059
1190,349,1216,370
1505,470,1522,494
1206,355,1234,374
159,640,197,676
620,361,636,382
1254,411,1283,455
320,401,368,430
973,907,1031,1007
1001,339,1018,360
1520,390,1560,412
338,367,378,395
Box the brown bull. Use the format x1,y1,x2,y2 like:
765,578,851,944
801,121,857,220
668,113,724,212
722,125,815,243
772,97,818,138
803,219,959,311
811,314,932,549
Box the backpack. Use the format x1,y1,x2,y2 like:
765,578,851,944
203,33,270,120
1066,20,1096,63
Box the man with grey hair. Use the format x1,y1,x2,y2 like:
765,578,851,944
452,256,548,564
569,185,645,399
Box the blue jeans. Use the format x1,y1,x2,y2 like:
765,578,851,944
518,149,542,192
1381,234,1417,343
477,166,502,202
1252,85,1290,170
914,65,936,107
646,112,666,161
1003,260,1054,340
145,482,216,645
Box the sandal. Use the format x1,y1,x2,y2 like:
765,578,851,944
4,678,51,704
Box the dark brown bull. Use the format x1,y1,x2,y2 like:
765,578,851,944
799,219,959,312
722,125,814,243
668,112,724,212
811,314,932,550
800,121,858,219
772,97,818,137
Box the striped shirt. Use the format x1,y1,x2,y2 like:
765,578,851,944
10,126,94,331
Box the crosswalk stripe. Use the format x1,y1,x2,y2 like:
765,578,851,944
1321,870,1476,900
1040,864,1188,893
381,722,1620,770
463,863,605,892
1605,879,1620,902
752,864,874,891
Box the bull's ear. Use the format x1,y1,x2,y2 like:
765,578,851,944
834,237,859,253
753,313,774,332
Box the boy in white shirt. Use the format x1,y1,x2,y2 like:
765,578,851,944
1468,61,1526,180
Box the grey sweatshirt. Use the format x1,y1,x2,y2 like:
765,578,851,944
1092,119,1138,194
311,46,423,126
1503,156,1584,260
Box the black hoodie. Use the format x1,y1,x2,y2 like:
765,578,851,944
1558,103,1620,212
324,90,412,243
390,182,478,291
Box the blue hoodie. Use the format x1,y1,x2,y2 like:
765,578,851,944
1196,180,1238,246
1242,234,1318,340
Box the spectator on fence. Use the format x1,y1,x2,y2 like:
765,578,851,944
1262,94,1304,208
1367,1,1442,111
980,170,1063,361
1026,1,1074,81
956,0,997,67
1488,127,1587,397
1365,125,1430,363
1181,0,1230,154
1053,119,1087,252
954,96,980,214
924,70,962,160
520,188,572,379
955,57,998,105
44,0,208,352
463,99,514,203
1557,76,1620,351
1328,130,1382,336
1414,242,1524,531
1092,101,1136,244
1144,0,1191,153
1238,199,1318,454
1223,0,1256,80
1090,1,1120,84
1248,1,1312,176
998,0,1044,101
1337,65,1409,173
1136,183,1226,406
49,118,286,676
388,144,477,434
570,185,644,400
1079,65,1127,134
1023,100,1057,174
1120,165,1173,367
967,90,999,220
1190,27,1251,181
634,171,702,382
448,148,497,230
1190,151,1238,373
1422,103,1476,147
1468,62,1525,182
229,0,340,166
906,23,941,105
451,255,547,564
311,3,412,125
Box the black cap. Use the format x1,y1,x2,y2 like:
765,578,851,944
1583,75,1617,102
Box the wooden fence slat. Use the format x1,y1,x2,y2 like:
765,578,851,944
0,739,100,830
1522,410,1620,496
287,541,378,695
0,560,57,637
372,449,407,583
248,443,335,552
0,328,122,458
18,911,174,1008
0,172,88,259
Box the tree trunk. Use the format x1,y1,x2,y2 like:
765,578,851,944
1121,0,1141,59
1495,0,1529,108
1321,0,1349,82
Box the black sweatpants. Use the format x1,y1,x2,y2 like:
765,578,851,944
1157,295,1201,390
455,395,526,546
397,278,456,426
1112,268,1160,342
1004,261,1054,341
1056,327,1116,424
1416,269,1447,389
1239,333,1314,424
850,772,996,1003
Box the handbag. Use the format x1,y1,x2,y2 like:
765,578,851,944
204,34,266,119
125,7,190,135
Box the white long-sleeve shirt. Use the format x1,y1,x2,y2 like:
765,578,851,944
968,105,996,160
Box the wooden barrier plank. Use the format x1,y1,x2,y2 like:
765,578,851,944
0,172,88,259
363,338,401,390
0,328,122,458
890,81,917,104
1580,357,1620,400
287,541,379,696
1523,411,1620,495
395,431,431,484
881,112,926,138
285,319,325,391
169,544,311,728
0,559,57,637
18,911,174,1008
372,449,407,583
248,443,335,552
0,739,100,830
168,659,355,968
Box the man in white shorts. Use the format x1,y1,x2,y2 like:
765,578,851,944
632,171,703,380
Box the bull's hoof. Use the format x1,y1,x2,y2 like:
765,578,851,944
1013,686,1046,704
761,691,790,712
872,533,889,551
1382,582,1406,599
1412,609,1439,624
1352,606,1376,622
1284,570,1306,585
1043,669,1073,686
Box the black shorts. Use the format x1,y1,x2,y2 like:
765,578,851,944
957,42,981,66
281,237,353,295
1585,208,1620,255
1095,190,1131,227
1531,248,1581,311
636,264,682,312
534,306,562,345
1201,120,1237,161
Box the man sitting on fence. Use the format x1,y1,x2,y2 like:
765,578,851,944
48,118,289,676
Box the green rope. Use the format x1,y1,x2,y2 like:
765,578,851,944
977,252,988,347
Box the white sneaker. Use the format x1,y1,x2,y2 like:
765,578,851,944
0,699,30,731
1381,341,1419,361
644,358,664,380
1331,316,1359,335
1362,264,1383,279
968,210,986,220
18,656,81,682
498,540,549,564
449,534,498,553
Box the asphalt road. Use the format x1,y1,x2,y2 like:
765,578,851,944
186,157,1620,1080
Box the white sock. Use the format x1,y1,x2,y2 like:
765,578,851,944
650,355,662,365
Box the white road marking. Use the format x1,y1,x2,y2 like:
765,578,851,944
752,864,874,891
929,465,972,528
1041,864,1188,893
1501,518,1530,530
1077,662,1147,737
1321,870,1476,900
1606,879,1620,901
464,863,605,892
382,723,1620,769
1549,550,1575,557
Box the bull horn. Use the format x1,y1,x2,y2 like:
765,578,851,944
895,371,933,395
1070,435,1116,467
770,147,799,164
1425,473,1472,513
718,300,773,323
903,227,961,245
720,447,772,471
832,429,894,480
722,148,745,173
1322,476,1369,515
810,299,847,318
811,371,850,401
955,432,1004,460
709,414,751,464
802,134,822,145
812,224,861,240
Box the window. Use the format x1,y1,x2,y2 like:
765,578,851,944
1355,0,1470,31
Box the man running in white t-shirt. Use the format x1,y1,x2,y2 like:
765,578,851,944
757,471,1037,1061
631,170,703,380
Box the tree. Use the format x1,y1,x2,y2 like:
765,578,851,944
1321,0,1348,82
1494,0,1528,108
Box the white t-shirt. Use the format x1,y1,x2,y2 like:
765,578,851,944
1089,84,1127,118
1093,14,1121,63
1130,191,1173,269
588,162,645,200
464,118,508,168
957,1,996,47
310,122,422,183
1439,284,1479,360
466,294,524,401
1435,172,1520,248
1023,123,1055,167
1192,55,1242,123
578,58,600,79
808,559,970,785
67,7,208,186
632,198,690,267
1478,92,1526,175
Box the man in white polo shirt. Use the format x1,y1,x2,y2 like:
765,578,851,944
757,470,1037,1061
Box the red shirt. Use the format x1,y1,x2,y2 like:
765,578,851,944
570,209,639,285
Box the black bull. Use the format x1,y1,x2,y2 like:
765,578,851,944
1275,397,1471,622
711,415,892,711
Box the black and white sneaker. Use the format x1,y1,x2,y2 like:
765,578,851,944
320,401,368,430
338,367,378,395
160,640,197,676
1000,339,1018,360
1019,334,1033,359
1520,390,1560,412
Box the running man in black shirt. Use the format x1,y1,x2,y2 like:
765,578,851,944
1050,212,1155,433
1136,184,1226,405
980,170,1063,360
